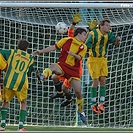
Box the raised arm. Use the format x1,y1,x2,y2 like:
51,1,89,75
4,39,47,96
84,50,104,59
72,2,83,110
33,45,56,56
87,19,98,31
68,13,82,37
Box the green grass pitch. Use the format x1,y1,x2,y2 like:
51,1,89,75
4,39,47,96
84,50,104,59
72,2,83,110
4,125,133,132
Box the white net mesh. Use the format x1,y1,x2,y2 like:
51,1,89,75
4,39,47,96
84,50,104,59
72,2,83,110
0,2,133,128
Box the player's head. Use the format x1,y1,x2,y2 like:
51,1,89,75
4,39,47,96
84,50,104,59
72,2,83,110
17,39,29,51
74,27,87,42
98,18,110,33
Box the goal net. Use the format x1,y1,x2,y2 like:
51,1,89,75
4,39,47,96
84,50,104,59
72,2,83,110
0,2,132,128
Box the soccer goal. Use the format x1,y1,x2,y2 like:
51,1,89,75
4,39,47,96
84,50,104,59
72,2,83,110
0,2,132,128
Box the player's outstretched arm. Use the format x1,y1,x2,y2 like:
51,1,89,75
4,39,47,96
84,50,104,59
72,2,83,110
33,45,56,56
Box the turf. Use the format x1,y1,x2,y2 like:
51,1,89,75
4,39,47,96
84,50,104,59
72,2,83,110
4,125,133,132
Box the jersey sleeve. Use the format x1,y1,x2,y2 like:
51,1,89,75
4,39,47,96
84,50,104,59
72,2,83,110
27,63,34,76
0,53,8,71
85,31,94,49
27,56,34,76
108,31,117,43
55,37,68,49
68,29,74,37
0,49,12,61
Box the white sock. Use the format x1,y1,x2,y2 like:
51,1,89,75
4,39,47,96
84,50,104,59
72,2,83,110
100,96,105,103
19,122,23,125
1,120,5,123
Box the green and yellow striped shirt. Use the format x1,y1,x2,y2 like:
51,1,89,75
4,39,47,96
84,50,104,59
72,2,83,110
85,28,116,57
0,49,34,91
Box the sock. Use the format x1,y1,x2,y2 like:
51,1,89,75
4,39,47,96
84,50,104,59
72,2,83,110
65,92,72,100
54,81,63,92
76,98,84,113
43,68,52,78
99,86,106,104
91,87,97,105
19,110,27,129
1,108,8,127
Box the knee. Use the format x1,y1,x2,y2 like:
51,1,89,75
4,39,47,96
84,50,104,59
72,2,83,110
21,99,27,105
75,91,82,99
99,77,106,86
62,86,69,93
100,79,106,86
2,101,9,107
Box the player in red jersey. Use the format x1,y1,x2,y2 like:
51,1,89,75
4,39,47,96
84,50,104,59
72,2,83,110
49,14,98,107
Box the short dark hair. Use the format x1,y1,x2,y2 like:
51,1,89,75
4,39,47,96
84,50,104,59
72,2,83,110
17,39,29,51
74,27,87,37
98,18,110,29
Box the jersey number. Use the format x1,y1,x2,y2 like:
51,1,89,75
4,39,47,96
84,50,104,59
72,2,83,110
15,60,26,71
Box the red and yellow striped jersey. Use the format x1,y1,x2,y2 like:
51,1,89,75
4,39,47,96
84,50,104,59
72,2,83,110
55,37,87,69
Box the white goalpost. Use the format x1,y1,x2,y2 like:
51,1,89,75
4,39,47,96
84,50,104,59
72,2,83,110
0,2,133,128
0,2,132,8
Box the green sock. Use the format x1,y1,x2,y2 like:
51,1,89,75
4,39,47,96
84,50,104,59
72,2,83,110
1,108,8,127
99,86,106,103
19,110,27,129
91,87,97,105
